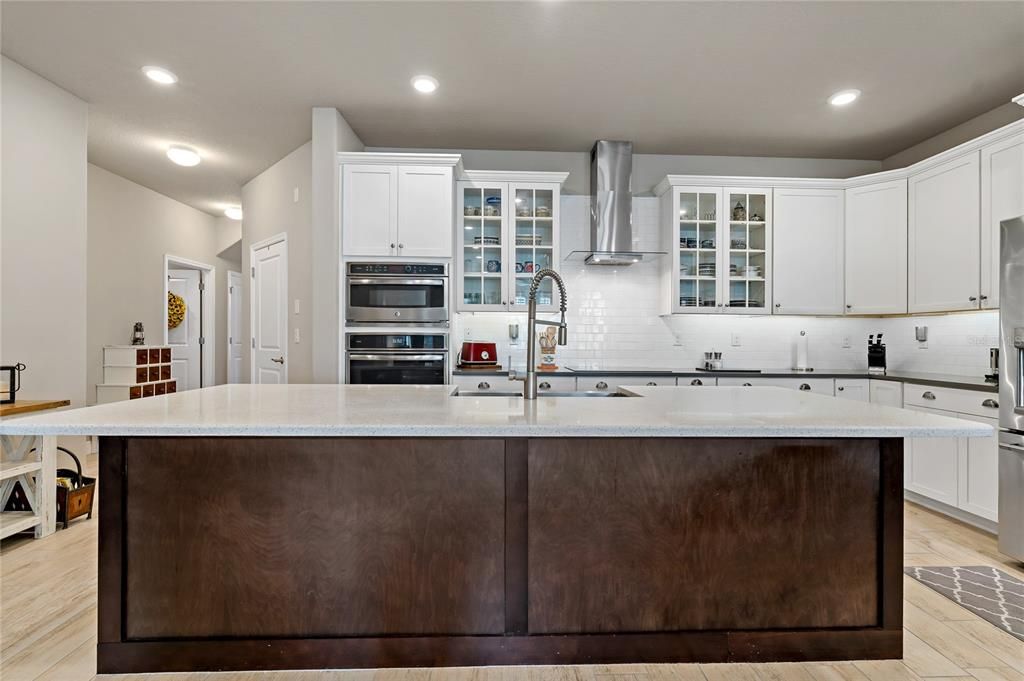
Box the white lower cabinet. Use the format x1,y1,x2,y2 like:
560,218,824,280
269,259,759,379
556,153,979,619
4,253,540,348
716,377,833,395
869,379,903,407
904,405,961,507
834,378,869,401
901,384,1000,524
956,413,1000,522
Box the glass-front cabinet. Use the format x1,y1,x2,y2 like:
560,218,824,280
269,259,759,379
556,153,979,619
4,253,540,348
457,172,566,312
661,183,772,315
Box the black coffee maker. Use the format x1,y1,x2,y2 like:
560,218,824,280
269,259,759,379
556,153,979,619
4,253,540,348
867,335,886,375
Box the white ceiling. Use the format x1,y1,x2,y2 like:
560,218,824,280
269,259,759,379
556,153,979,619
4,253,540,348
3,1,1023,216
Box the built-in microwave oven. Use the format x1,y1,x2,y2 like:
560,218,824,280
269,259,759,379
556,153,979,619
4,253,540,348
345,262,448,325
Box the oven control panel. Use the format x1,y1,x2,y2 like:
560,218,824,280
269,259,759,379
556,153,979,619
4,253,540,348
348,263,447,276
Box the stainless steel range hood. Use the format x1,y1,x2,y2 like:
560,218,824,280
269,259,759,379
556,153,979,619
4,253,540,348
567,140,665,266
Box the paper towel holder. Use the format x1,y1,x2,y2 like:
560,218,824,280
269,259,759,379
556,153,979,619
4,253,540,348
794,330,815,373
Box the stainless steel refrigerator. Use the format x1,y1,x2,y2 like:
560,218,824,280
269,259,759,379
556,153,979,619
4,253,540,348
999,215,1024,561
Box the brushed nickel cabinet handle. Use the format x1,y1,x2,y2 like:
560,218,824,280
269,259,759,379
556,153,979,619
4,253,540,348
922,391,936,400
982,398,999,408
271,357,284,364
980,294,989,301
969,296,978,302
539,381,551,390
478,381,490,390
691,379,703,386
596,381,608,390
846,304,852,310
799,383,811,391
390,243,396,249
838,386,845,391
646,381,657,386
743,382,752,387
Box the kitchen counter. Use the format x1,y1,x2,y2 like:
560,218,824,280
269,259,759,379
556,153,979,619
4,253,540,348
0,383,988,438
35,383,976,674
452,367,999,392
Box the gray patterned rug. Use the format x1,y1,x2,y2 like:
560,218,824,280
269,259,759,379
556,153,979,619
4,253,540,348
904,566,1024,641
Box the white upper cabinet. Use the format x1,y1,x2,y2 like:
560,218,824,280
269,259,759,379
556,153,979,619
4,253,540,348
845,179,908,315
980,133,1024,309
772,188,844,315
340,154,460,259
660,182,772,315
396,166,454,258
342,164,398,258
908,151,981,313
456,172,566,313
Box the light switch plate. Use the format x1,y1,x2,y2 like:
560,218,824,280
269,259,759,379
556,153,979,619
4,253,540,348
731,333,741,347
842,336,851,349
294,299,300,315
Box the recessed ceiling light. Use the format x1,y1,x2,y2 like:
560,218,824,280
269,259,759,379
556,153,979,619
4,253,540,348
224,206,243,220
411,75,439,94
143,66,178,85
829,89,861,107
166,145,201,167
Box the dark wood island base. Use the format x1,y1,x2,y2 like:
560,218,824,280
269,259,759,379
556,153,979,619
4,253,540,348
97,436,902,673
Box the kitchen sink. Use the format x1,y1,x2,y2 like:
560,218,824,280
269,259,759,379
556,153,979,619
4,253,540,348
452,390,633,397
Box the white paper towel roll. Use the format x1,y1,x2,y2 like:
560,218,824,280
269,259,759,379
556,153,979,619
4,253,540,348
796,331,809,370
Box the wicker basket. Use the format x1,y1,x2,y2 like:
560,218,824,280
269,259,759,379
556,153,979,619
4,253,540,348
2,446,95,530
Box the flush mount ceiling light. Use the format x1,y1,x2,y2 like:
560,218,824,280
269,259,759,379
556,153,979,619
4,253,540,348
829,89,861,107
411,75,439,94
166,145,201,167
224,206,243,221
142,65,178,85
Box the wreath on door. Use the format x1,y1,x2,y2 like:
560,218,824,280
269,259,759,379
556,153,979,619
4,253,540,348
167,291,186,329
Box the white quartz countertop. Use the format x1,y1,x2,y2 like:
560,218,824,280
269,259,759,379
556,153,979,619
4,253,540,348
0,384,992,438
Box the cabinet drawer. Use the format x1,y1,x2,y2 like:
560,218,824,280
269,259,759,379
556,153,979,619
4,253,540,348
577,375,674,391
535,376,577,393
716,377,833,395
452,375,519,395
681,376,716,387
902,383,999,418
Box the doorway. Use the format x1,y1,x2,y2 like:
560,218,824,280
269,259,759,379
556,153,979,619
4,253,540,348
163,255,216,391
227,270,243,384
250,234,288,384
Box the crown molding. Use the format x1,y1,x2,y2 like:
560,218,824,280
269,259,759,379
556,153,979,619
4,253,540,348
337,152,464,172
459,169,570,184
656,118,1024,194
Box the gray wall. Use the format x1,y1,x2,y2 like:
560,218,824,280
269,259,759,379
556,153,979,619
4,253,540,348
367,147,884,195
882,101,1024,170
241,141,313,383
87,164,236,400
1,57,89,406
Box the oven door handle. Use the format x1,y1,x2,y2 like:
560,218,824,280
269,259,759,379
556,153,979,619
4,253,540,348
347,353,447,362
347,278,447,287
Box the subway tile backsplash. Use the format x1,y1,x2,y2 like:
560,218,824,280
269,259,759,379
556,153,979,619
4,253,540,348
453,196,999,377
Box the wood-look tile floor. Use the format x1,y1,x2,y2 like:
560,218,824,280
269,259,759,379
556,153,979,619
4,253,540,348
2,454,1022,681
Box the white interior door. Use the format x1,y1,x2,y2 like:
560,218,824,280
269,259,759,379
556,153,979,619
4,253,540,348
227,270,243,384
252,240,287,384
168,269,202,390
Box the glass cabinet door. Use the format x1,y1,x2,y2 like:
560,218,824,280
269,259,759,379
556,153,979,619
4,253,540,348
510,183,558,311
676,189,721,312
724,189,770,313
458,183,508,310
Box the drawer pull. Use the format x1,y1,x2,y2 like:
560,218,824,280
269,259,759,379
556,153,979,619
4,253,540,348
799,383,811,391
478,381,490,390
922,391,936,400
691,379,703,386
596,381,608,390
539,381,551,390
837,386,845,391
982,398,999,409
743,382,752,387
969,296,978,302
646,381,657,386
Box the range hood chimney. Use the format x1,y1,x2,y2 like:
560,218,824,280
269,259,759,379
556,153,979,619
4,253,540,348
582,140,659,265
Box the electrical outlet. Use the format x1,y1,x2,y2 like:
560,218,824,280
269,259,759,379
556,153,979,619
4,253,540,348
731,333,741,347
293,187,299,203
293,328,300,344
918,341,928,349
842,336,851,349
294,298,300,315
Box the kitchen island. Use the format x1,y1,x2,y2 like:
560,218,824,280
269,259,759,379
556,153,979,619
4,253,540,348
0,384,990,674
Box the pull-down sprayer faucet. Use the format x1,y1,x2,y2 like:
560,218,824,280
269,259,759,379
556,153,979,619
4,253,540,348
508,268,568,399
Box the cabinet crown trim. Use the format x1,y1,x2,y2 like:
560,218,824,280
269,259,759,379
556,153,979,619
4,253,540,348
338,152,464,170
653,118,1024,196
460,170,570,184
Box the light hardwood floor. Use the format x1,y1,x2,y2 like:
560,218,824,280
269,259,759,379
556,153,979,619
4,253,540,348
2,454,1021,681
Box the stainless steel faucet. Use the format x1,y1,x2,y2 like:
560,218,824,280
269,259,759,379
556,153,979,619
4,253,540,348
509,268,568,399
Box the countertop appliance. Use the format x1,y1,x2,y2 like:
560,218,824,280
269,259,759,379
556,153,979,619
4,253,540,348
345,262,448,325
458,341,498,366
868,334,886,375
345,332,448,385
998,215,1024,561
